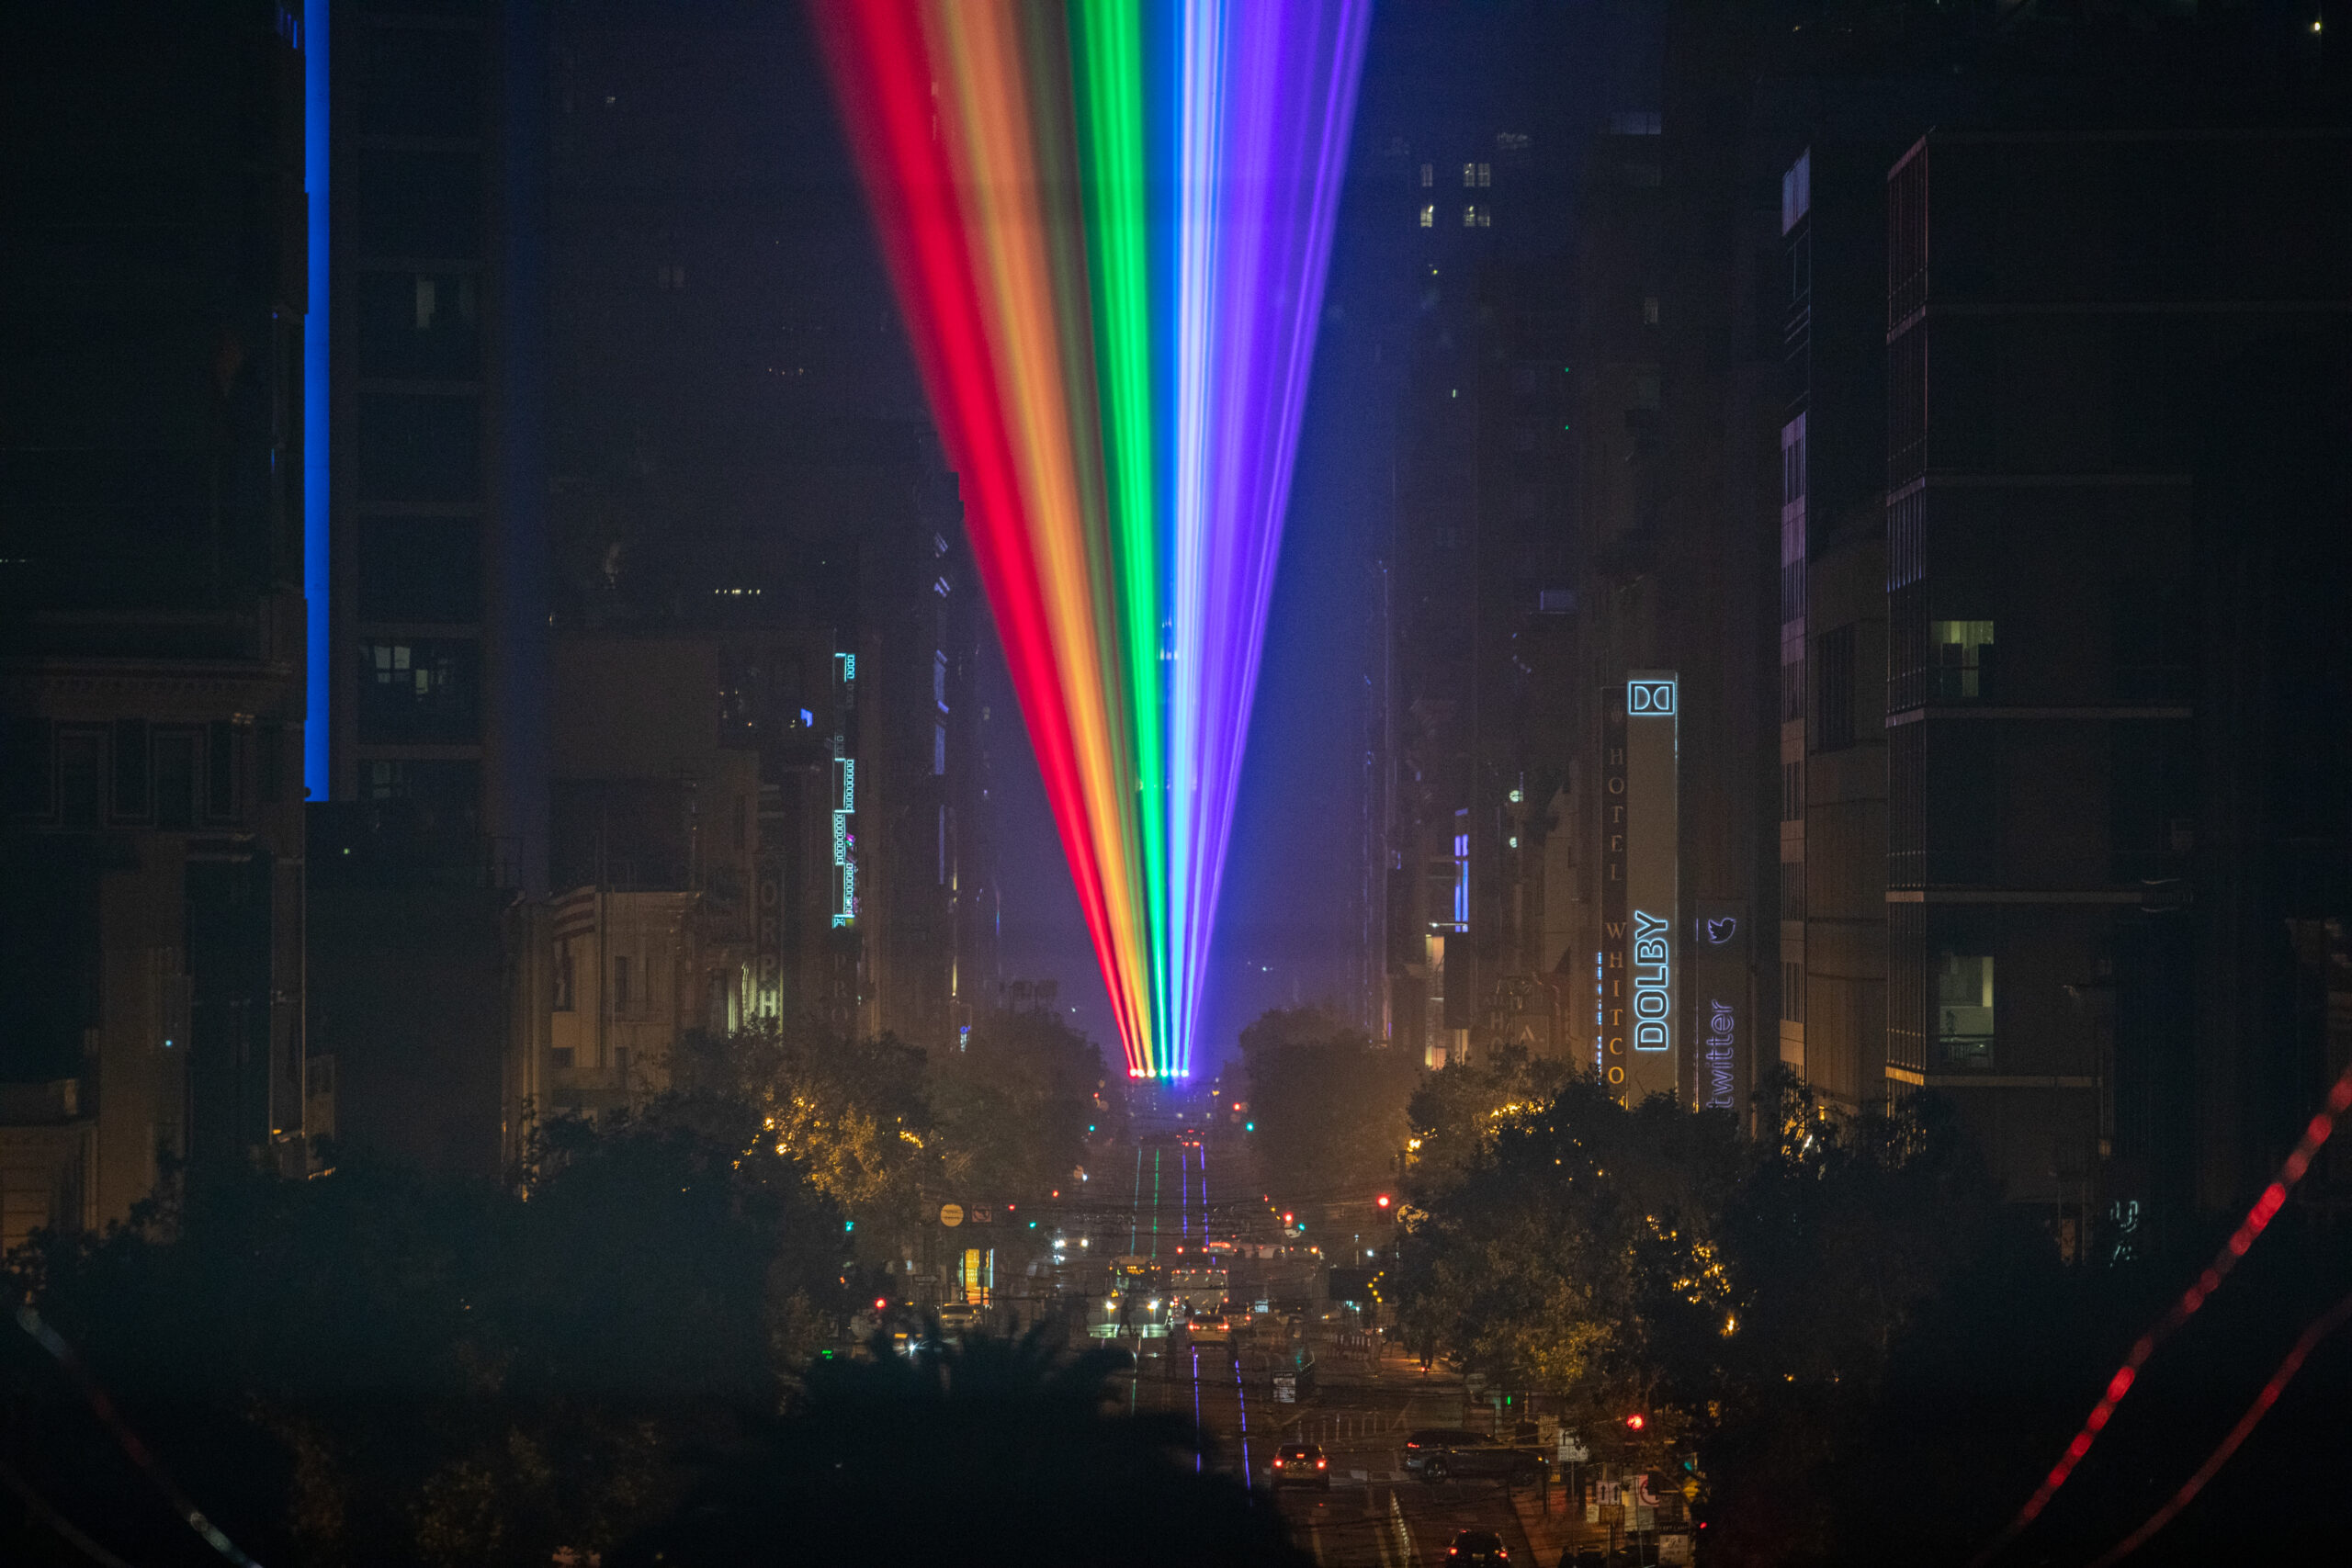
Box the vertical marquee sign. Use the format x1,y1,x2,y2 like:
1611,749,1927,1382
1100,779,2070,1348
1621,672,1680,1104
1600,692,1628,1093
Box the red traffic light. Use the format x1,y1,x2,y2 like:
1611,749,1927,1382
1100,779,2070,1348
1376,1194,1392,1208
1283,1212,1295,1224
1624,1413,1647,1432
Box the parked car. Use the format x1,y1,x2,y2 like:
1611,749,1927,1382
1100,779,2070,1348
1270,1442,1331,1491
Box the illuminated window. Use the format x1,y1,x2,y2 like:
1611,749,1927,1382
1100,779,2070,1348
1930,620,1996,701
1419,162,1432,188
1419,203,1434,229
1463,204,1490,228
1935,953,1994,1071
358,640,478,743
1463,162,1476,186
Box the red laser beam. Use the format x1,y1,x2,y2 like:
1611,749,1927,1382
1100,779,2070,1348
2082,1286,2352,1567
1968,1060,2352,1567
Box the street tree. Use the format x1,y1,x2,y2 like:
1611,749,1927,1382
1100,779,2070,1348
1238,1007,1419,1200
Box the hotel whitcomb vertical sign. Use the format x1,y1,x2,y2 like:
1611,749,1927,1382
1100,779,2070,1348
1600,672,1681,1106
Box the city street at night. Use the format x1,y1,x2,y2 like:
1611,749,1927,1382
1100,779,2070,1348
6,2,2351,1564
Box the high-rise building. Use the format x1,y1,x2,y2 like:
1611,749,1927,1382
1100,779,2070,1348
1882,126,2352,1233
2,3,313,1239
319,0,547,880
1578,0,2351,1245
305,0,548,1177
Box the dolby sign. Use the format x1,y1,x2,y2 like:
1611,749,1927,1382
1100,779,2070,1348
1601,671,1679,1105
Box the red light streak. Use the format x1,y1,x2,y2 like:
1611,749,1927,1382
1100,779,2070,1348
2083,1286,2352,1567
1970,1060,2352,1566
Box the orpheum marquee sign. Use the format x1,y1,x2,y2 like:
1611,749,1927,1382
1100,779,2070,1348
1600,673,1680,1106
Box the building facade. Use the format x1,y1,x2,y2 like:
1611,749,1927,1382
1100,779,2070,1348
1883,126,2352,1235
2,3,314,1241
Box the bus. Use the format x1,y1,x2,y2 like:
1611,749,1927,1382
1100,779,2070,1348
1168,1267,1229,1316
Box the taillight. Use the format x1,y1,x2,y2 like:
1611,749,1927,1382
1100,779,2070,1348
1317,1459,1327,1469
1272,1459,1283,1467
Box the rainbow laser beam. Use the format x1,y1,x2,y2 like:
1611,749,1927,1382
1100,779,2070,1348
816,0,1368,1077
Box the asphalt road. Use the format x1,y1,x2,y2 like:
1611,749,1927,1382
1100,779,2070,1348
1107,1133,1544,1567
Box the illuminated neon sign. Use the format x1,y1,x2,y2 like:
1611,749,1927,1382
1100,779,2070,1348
1611,671,1679,1103
1703,998,1736,1108
1632,909,1670,1050
831,651,858,928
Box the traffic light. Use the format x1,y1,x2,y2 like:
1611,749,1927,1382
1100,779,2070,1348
1375,1193,1392,1209
1623,1412,1647,1432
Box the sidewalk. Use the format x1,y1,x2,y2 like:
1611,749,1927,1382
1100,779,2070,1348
1513,1474,1595,1567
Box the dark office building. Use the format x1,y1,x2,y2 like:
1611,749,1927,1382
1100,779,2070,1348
321,0,547,879
1559,27,1782,1115
2,3,313,1240
1883,128,2352,1232
302,0,548,1177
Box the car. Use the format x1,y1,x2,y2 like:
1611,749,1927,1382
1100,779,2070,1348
1269,1442,1330,1491
1186,1314,1231,1343
1447,1530,1510,1565
1400,1427,1489,1477
1407,1430,1547,1489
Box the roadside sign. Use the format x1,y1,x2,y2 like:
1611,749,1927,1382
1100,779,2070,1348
1272,1374,1296,1403
1557,1430,1590,1464
940,1203,964,1227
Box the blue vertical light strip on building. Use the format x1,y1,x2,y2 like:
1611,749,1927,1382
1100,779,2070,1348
303,0,331,797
